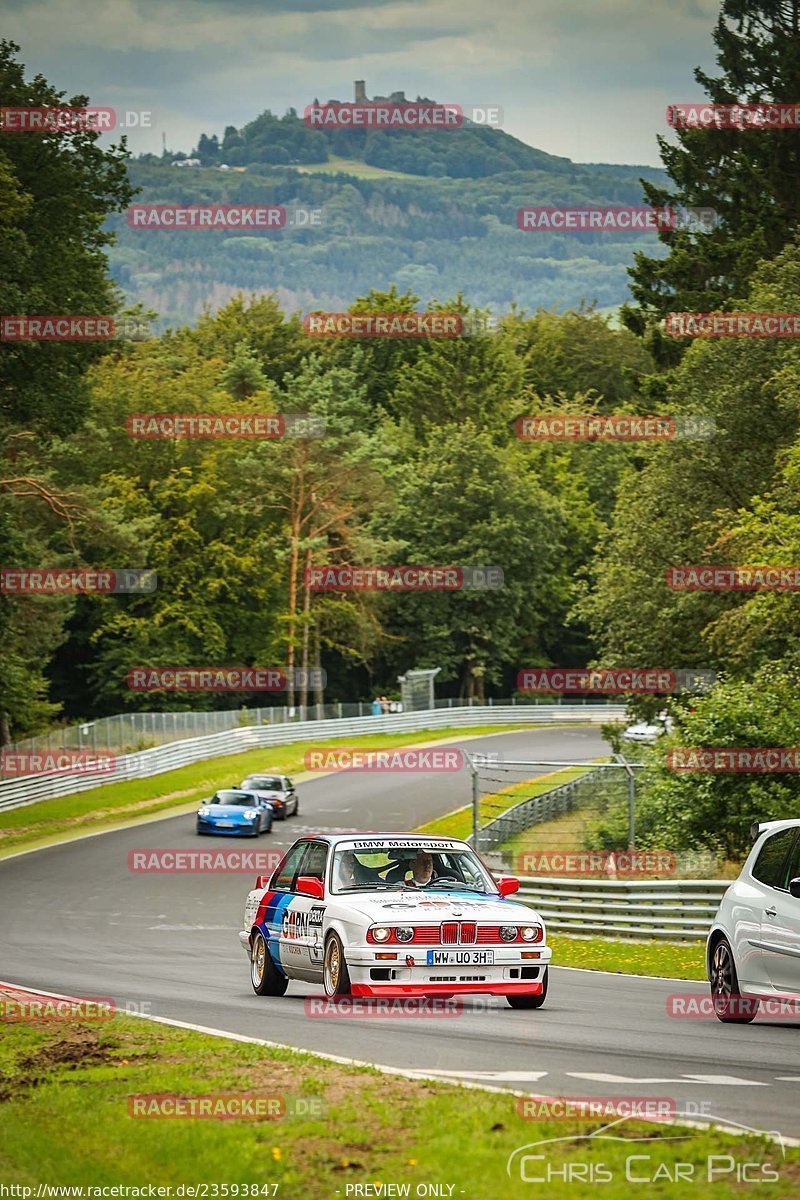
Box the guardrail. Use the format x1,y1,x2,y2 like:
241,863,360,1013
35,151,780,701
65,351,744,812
0,704,626,814
474,768,604,852
516,877,729,941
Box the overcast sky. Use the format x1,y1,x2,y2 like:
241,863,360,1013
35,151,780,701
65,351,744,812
3,0,722,165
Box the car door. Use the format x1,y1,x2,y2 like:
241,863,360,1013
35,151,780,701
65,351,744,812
761,829,800,993
268,840,328,982
262,841,308,978
257,796,272,831
285,777,297,814
290,840,329,978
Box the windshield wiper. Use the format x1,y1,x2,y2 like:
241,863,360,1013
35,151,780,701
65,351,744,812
427,880,483,891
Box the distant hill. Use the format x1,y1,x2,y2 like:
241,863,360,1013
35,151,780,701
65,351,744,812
111,88,668,327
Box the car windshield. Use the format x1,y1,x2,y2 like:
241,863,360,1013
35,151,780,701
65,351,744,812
211,791,252,806
330,844,496,894
242,777,283,790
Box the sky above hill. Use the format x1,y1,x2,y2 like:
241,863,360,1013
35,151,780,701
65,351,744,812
3,0,720,165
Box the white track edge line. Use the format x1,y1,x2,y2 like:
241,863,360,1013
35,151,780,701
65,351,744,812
1,978,795,1149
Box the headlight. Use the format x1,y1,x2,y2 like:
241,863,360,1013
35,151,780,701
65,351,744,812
394,927,414,942
520,926,540,942
243,809,259,819
371,926,392,943
197,807,210,817
500,926,518,941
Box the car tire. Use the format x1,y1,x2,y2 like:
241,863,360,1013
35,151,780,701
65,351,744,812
323,932,352,997
507,967,548,1009
250,930,288,996
710,938,759,1023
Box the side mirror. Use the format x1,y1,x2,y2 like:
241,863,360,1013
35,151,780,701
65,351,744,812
296,876,325,900
789,877,800,900
256,874,271,889
497,876,520,898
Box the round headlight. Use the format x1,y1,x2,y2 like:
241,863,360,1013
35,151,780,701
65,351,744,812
394,927,414,942
371,926,392,943
500,926,518,942
243,809,259,819
520,926,539,941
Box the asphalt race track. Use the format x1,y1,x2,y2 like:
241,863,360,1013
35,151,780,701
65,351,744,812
2,726,799,1140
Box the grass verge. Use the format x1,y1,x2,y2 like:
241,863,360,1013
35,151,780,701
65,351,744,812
551,935,707,981
0,724,533,859
0,1013,794,1198
415,764,593,840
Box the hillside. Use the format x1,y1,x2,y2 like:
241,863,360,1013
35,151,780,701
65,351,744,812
110,98,669,326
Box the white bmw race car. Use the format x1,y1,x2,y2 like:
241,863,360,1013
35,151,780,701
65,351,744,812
239,833,551,1007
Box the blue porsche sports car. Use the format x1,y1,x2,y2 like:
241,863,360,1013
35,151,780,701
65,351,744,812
196,789,273,837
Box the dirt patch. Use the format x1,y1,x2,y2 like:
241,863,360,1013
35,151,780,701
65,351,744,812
0,1025,120,1102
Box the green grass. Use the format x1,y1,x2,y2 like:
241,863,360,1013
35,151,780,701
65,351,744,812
551,935,707,981
295,155,419,179
0,724,534,858
416,764,594,840
0,1013,794,1198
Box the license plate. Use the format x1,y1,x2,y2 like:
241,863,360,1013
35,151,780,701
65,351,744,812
216,821,235,828
426,950,494,966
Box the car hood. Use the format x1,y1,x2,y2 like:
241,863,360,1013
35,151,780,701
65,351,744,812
201,805,254,818
341,891,542,926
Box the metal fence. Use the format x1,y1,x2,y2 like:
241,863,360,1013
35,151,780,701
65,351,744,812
473,768,606,852
516,877,728,941
1,695,622,764
0,703,627,813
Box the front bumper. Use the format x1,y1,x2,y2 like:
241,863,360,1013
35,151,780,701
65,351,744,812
345,942,551,995
197,819,256,836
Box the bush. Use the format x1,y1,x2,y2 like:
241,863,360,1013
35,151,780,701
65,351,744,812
591,668,800,862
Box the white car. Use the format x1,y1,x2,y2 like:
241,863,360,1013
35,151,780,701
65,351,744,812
239,833,551,1007
707,819,800,1022
239,774,298,819
622,715,674,745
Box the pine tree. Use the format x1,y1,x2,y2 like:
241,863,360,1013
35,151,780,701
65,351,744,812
624,0,800,339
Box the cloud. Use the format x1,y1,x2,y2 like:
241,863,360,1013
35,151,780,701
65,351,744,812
2,0,722,164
